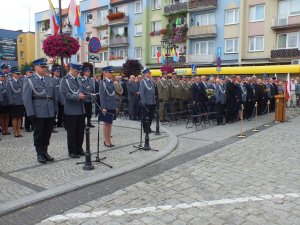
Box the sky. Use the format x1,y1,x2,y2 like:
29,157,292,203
0,0,72,32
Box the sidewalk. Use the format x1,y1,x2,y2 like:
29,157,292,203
0,109,299,217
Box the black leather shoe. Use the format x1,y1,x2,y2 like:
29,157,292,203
37,154,47,164
69,154,80,158
87,123,95,128
44,152,54,161
104,141,112,147
77,151,85,156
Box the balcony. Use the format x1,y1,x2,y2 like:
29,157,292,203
109,59,127,67
187,54,216,63
270,49,300,60
165,55,187,63
109,37,129,47
164,2,187,15
92,18,108,29
187,24,217,38
100,39,109,48
271,16,300,31
188,0,217,12
108,15,129,26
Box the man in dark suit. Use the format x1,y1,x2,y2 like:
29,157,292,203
215,77,226,125
127,75,140,120
244,77,255,120
191,76,201,115
225,75,238,123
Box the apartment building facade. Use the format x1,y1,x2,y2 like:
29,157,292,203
17,32,35,66
34,0,300,69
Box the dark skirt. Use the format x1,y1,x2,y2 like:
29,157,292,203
107,109,117,120
0,105,10,114
9,105,25,118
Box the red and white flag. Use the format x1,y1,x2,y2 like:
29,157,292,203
68,0,80,27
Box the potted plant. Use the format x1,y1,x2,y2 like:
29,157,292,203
160,28,167,35
107,12,125,20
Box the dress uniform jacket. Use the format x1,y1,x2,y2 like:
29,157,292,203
80,77,95,103
53,77,63,104
99,79,117,110
60,74,85,115
157,79,170,101
169,79,180,100
7,78,23,105
114,81,123,102
139,78,156,105
0,81,9,106
215,83,226,105
23,74,58,118
126,81,139,119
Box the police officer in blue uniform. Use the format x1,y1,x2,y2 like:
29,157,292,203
7,66,25,137
0,71,11,135
23,58,58,163
60,63,86,158
99,66,116,147
139,68,156,133
80,66,95,128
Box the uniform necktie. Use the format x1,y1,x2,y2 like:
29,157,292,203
41,77,45,84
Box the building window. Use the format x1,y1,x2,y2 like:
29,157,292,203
115,5,126,14
195,41,215,55
99,30,108,40
19,38,24,45
151,21,161,32
194,13,215,26
249,4,265,22
85,12,92,24
20,51,24,59
151,45,161,58
290,0,300,15
135,1,142,14
76,54,80,63
100,52,108,61
225,38,239,53
40,20,50,32
277,32,299,49
98,9,108,21
152,0,161,10
135,47,142,59
249,36,264,51
225,9,239,25
135,24,142,36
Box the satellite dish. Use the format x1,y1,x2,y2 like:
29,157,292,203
88,14,93,19
86,36,90,42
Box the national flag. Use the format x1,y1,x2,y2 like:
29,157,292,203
48,0,59,35
157,51,161,63
161,50,166,65
68,0,80,27
76,6,86,40
285,73,291,102
171,47,178,62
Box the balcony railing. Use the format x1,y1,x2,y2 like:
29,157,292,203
188,54,216,63
100,39,109,48
92,18,108,28
108,15,129,26
187,24,217,38
109,37,129,47
164,2,187,14
271,16,300,31
165,55,186,63
188,0,217,11
270,49,300,59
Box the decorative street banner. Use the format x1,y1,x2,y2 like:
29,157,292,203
0,37,17,61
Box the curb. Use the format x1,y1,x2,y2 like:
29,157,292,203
0,126,178,216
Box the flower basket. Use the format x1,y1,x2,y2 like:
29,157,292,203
43,34,80,58
149,31,160,36
107,12,125,20
161,64,174,73
160,29,167,35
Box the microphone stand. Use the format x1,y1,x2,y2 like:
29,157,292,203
130,92,158,154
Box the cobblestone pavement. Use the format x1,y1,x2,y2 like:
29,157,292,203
35,111,300,225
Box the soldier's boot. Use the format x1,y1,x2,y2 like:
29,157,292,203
43,146,54,161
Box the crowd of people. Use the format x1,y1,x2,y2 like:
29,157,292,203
0,59,298,164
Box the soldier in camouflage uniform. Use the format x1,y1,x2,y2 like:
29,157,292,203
156,71,170,122
169,72,180,114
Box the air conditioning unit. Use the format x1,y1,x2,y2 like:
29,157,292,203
291,59,300,64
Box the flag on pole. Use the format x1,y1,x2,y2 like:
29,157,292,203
171,47,178,62
68,0,80,27
77,6,86,40
48,0,59,35
157,51,161,63
161,50,166,65
285,73,291,102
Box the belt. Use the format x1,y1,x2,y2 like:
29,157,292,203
32,96,53,101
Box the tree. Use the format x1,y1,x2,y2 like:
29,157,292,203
122,59,143,77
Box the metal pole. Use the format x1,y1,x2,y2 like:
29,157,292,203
58,0,64,76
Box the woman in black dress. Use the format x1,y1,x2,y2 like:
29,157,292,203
7,67,24,137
